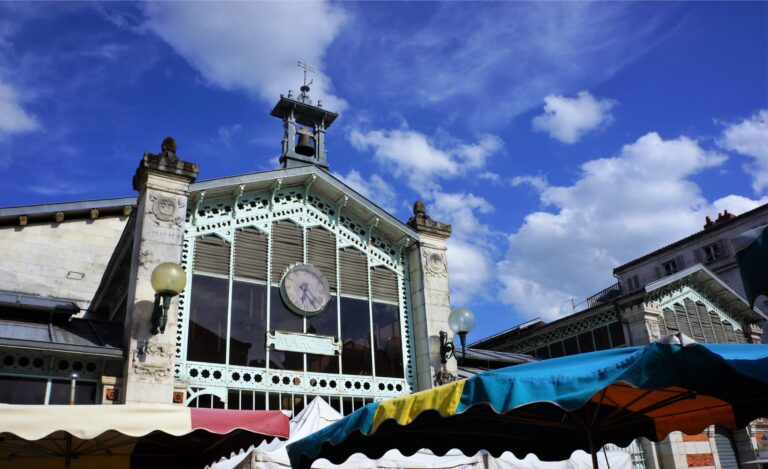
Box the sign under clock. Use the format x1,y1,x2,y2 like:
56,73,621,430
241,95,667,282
280,263,331,317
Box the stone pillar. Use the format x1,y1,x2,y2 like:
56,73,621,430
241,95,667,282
406,201,455,390
746,323,763,344
620,302,663,346
121,138,198,404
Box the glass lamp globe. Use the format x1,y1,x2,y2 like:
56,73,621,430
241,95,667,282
151,262,187,295
448,307,476,334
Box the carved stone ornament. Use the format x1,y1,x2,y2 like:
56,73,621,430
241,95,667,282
647,319,661,340
433,367,458,387
423,251,447,277
132,343,173,383
149,195,185,227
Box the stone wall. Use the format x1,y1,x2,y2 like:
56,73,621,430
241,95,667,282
0,217,129,308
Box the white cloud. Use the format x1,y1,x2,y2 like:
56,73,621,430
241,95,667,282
427,191,498,305
719,109,768,194
511,175,549,192
143,2,347,111
338,3,675,126
498,132,752,321
0,77,40,139
532,91,616,144
334,169,397,213
216,124,242,149
349,127,503,191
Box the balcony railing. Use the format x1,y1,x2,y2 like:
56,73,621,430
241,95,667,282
586,282,623,309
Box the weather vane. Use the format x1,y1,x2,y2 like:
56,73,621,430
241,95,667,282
297,60,315,104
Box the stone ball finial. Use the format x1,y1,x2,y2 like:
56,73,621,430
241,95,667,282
413,200,427,218
161,136,177,154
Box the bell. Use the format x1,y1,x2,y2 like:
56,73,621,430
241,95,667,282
295,128,315,157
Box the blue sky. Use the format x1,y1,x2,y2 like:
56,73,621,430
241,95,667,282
1,2,766,341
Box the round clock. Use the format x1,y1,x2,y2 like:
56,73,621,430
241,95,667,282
280,264,331,317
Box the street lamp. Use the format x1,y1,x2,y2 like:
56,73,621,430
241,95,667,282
448,307,476,362
150,262,187,335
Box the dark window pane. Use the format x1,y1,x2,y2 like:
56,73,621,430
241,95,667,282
563,336,579,356
269,287,304,371
578,332,595,353
228,389,240,409
372,302,403,378
229,281,267,367
609,322,626,347
307,297,340,373
254,391,266,410
0,375,47,404
549,341,565,358
534,346,550,359
268,392,280,411
594,326,611,351
340,297,372,376
50,380,97,405
187,274,229,364
241,391,253,410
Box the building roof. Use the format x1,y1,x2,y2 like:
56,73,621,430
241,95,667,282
472,264,766,350
613,202,768,273
462,347,535,364
0,196,135,227
0,317,124,358
190,164,420,244
0,291,79,315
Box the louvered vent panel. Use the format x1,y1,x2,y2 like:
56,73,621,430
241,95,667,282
662,308,678,333
339,248,368,297
271,221,304,282
194,235,230,275
723,321,737,343
371,267,398,303
657,315,668,337
673,303,692,337
307,227,337,291
696,302,717,343
234,228,268,281
710,312,727,343
684,298,705,342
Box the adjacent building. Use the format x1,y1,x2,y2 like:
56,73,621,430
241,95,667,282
473,206,768,469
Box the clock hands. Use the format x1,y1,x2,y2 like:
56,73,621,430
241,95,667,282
299,283,318,309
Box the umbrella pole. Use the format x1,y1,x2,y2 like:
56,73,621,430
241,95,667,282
588,431,599,469
64,434,72,469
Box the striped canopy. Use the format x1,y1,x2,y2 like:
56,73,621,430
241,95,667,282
0,405,289,469
288,338,768,469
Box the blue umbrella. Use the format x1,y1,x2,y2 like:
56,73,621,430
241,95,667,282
288,336,768,469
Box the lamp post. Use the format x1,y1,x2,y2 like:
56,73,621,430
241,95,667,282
448,307,476,362
150,262,187,335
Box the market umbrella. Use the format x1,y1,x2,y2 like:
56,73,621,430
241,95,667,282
0,404,290,469
288,335,768,469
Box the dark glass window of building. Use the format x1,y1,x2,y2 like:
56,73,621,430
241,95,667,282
340,297,372,375
49,380,97,405
563,336,579,356
0,375,47,404
609,322,626,347
534,345,550,359
577,332,595,353
549,340,565,358
229,281,268,368
307,297,339,373
593,326,611,351
187,274,229,364
372,302,403,378
269,287,304,371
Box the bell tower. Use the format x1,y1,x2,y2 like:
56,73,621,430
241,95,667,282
271,61,339,170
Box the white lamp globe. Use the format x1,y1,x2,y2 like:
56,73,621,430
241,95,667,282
448,307,476,334
151,262,187,295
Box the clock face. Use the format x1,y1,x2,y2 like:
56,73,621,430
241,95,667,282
280,264,331,317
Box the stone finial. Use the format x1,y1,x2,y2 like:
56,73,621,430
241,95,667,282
160,136,179,163
413,200,428,219
407,199,451,237
133,137,199,191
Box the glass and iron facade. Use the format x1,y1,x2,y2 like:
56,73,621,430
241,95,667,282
175,184,414,415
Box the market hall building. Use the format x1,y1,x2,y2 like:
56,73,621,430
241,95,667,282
0,84,518,415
